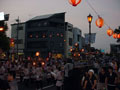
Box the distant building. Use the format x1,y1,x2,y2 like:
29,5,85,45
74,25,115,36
24,12,65,58
11,22,25,55
110,44,120,54
11,12,85,58
64,22,73,58
73,27,82,49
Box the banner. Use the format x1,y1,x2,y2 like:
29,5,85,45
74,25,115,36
85,33,96,44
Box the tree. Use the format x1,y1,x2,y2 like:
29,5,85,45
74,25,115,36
0,22,10,52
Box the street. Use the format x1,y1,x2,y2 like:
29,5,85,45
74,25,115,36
18,83,56,90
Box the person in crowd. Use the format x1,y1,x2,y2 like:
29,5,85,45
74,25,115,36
36,66,43,90
93,61,100,74
8,72,18,90
0,74,10,90
64,58,74,90
81,70,89,87
105,66,118,90
83,69,97,90
56,67,64,90
117,66,120,89
98,67,107,90
46,67,52,85
19,67,24,83
23,65,29,87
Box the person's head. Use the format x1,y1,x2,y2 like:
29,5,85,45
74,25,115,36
108,66,113,73
100,67,105,73
88,69,94,76
84,70,88,76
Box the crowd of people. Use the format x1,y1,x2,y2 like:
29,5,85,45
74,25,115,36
0,54,120,90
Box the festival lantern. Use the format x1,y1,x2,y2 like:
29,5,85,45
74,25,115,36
81,49,84,52
36,52,40,57
64,40,66,42
30,34,32,38
78,53,80,57
70,48,73,52
57,33,59,36
73,53,76,57
69,0,82,6
113,33,117,39
46,58,49,61
27,56,31,60
95,16,104,28
33,62,36,66
107,28,113,36
117,34,120,39
8,74,14,82
41,62,45,66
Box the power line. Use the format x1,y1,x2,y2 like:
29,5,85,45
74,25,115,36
85,0,112,29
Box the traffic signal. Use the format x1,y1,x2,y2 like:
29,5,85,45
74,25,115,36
0,21,4,32
10,38,15,47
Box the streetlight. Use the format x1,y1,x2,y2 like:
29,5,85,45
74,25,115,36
87,14,93,51
16,17,20,59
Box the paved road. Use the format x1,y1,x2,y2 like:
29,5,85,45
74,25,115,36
18,82,56,90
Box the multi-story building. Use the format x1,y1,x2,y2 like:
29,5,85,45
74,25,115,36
73,27,83,49
110,44,120,54
24,12,66,58
11,22,25,55
11,12,85,58
64,22,73,58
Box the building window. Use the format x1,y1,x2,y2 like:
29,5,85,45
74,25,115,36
77,35,80,41
15,39,23,44
50,41,54,47
69,38,72,46
18,26,23,30
68,28,72,32
60,43,63,47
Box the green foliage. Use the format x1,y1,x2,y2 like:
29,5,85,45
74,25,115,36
0,22,10,51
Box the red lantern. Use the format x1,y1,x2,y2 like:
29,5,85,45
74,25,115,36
113,33,117,39
36,52,40,56
95,16,104,28
107,28,113,36
41,62,45,66
69,0,82,6
117,34,120,39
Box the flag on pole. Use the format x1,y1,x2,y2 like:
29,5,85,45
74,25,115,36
84,33,96,44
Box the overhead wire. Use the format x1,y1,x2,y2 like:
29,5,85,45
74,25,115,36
85,0,111,29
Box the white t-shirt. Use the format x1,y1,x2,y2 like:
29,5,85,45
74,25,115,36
64,63,73,77
56,71,63,87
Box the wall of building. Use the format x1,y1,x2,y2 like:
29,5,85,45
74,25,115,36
64,22,73,58
11,23,25,53
73,27,82,49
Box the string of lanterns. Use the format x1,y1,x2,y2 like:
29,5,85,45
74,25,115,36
68,0,120,40
69,0,82,7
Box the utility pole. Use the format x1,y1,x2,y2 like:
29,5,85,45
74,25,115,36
16,17,20,60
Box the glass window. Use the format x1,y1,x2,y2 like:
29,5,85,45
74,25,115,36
18,26,23,30
69,38,72,46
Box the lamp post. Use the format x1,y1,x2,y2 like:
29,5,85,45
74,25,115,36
16,17,20,59
87,14,93,52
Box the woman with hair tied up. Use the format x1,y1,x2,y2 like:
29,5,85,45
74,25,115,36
98,67,107,90
83,69,97,90
105,66,118,90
